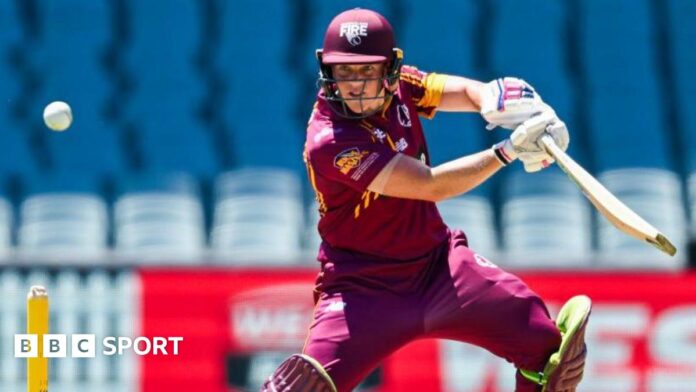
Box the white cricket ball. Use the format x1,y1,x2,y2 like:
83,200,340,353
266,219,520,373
43,101,73,131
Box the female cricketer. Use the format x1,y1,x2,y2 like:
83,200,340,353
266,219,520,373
263,8,591,392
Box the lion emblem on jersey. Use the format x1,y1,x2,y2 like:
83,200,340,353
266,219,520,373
334,148,370,174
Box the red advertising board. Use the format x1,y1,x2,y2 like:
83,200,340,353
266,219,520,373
139,268,696,392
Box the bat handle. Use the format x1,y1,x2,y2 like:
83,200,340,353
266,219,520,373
539,133,559,157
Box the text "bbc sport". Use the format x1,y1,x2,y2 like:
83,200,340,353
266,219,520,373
15,335,183,357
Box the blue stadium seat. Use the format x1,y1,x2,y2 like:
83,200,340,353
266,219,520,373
124,0,203,97
137,117,219,176
24,171,102,195
587,94,670,169
399,0,490,181
0,131,40,179
665,0,696,172
489,0,580,159
421,114,492,199
0,0,22,118
124,0,218,176
0,1,39,178
400,0,477,75
32,0,126,176
578,0,670,171
217,0,303,173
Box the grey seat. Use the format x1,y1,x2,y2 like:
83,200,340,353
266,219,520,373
501,171,593,268
212,168,304,264
596,169,687,269
18,194,108,262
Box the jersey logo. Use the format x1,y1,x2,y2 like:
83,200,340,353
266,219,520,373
334,148,370,175
395,137,408,152
340,22,368,46
397,104,412,127
373,128,387,143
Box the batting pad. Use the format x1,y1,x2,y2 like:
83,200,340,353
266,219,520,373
261,354,337,392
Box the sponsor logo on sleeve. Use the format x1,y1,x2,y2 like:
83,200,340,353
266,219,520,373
339,22,368,46
334,148,370,175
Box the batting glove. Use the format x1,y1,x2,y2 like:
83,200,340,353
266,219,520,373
492,110,570,173
480,77,549,130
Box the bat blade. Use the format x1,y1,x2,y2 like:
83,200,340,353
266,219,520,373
539,135,676,256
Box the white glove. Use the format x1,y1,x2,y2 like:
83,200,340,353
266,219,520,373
492,110,570,172
480,77,548,130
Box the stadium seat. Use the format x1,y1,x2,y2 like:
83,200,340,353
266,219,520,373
578,0,670,171
123,0,218,176
33,0,127,176
401,0,477,76
114,173,206,264
438,196,498,258
596,168,687,268
215,167,302,201
664,0,696,172
0,1,40,179
489,0,581,158
500,170,593,268
400,1,491,164
217,0,304,173
212,168,304,264
17,193,109,262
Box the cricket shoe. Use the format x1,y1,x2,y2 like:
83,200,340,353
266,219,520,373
521,295,592,392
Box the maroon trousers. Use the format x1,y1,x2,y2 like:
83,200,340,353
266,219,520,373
303,231,561,391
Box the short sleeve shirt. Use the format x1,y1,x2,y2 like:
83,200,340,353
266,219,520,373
304,65,450,261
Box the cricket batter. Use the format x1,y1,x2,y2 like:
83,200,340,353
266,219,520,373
264,9,591,392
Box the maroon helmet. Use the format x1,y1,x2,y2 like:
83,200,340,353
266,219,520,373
316,8,403,119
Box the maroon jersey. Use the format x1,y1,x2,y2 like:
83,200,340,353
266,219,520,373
304,65,450,261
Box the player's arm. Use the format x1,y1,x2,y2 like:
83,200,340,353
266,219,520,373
431,73,554,130
368,111,570,201
368,148,502,202
436,75,485,113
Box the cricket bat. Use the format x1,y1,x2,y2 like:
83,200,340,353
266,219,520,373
539,135,677,256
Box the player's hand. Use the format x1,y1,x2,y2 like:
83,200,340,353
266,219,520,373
480,77,548,130
494,110,570,172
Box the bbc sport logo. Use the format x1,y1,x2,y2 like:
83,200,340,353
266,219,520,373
15,334,183,358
